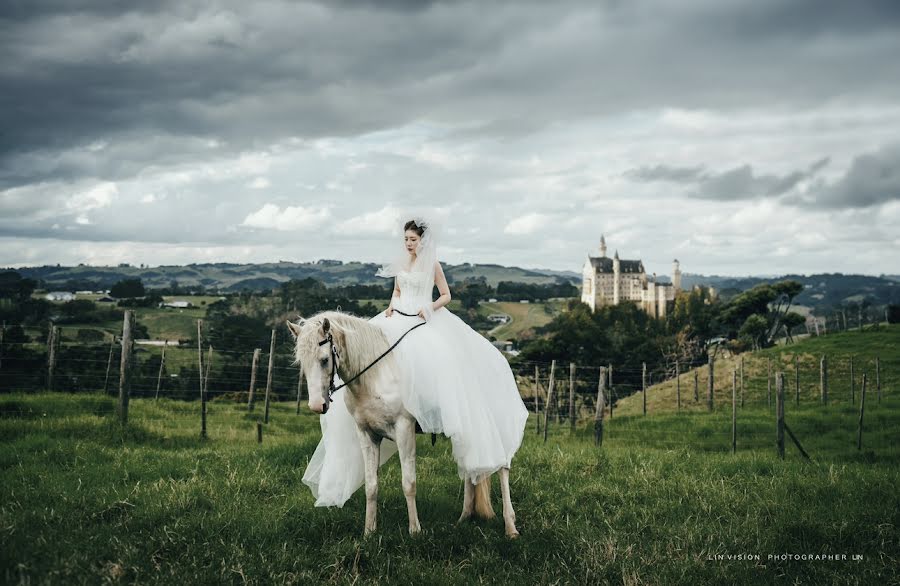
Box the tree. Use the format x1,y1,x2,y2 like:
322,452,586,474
739,314,769,350
780,312,806,343
765,281,804,344
455,277,493,310
888,304,900,324
0,271,37,303
110,278,146,298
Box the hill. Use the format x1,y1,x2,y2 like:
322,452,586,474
613,323,899,417
9,261,581,291
9,263,897,316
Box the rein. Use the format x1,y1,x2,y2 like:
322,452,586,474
318,310,426,410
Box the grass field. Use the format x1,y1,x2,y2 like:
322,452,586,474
477,300,565,340
2,387,898,584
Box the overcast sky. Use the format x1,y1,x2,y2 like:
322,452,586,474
2,0,899,277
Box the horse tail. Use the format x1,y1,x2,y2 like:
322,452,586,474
474,474,495,519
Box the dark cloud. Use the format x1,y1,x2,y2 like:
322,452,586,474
791,144,900,209
624,165,705,183
2,0,900,189
624,157,830,201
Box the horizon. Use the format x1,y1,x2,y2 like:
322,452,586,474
2,2,899,275
4,258,896,282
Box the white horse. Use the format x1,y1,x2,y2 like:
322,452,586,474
286,310,519,538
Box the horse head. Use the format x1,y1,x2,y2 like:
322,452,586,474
287,313,347,414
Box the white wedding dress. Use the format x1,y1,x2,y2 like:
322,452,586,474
302,269,529,507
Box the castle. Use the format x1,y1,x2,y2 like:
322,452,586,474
580,235,681,318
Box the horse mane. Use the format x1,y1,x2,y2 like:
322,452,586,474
292,310,391,382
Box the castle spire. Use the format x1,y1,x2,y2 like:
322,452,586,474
599,234,607,257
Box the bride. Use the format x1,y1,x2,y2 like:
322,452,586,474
301,215,529,511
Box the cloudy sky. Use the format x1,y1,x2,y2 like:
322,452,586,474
2,0,899,277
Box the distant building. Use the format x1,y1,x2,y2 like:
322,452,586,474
580,235,681,318
491,340,517,355
96,296,116,303
45,292,75,302
161,300,193,309
487,314,510,324
316,259,343,266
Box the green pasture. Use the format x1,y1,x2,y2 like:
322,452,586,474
1,386,897,584
615,323,898,417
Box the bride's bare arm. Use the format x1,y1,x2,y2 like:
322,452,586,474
386,278,401,317
431,262,451,311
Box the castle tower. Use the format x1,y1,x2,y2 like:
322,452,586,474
599,234,607,257
673,259,682,291
613,250,620,305
657,284,667,318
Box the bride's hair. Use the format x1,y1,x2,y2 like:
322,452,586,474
404,220,425,236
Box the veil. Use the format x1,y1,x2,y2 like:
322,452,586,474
375,214,439,285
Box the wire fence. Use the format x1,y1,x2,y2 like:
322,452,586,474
0,316,892,459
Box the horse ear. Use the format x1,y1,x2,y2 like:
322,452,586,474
322,317,331,333
286,320,303,340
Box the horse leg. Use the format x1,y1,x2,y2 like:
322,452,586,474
499,467,519,538
457,478,474,523
395,418,422,534
358,432,381,536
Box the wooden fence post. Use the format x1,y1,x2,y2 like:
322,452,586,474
732,369,737,454
196,320,206,438
47,325,58,391
104,336,115,394
776,372,785,460
707,354,714,412
876,357,881,404
857,374,867,450
257,422,263,444
676,361,681,410
740,355,744,408
820,354,827,405
608,364,614,418
642,362,647,415
248,348,260,411
534,366,541,435
264,329,276,424
204,345,213,396
202,345,211,438
296,363,304,415
543,360,556,444
694,369,699,402
117,311,134,425
850,355,855,405
594,367,606,446
794,355,800,406
569,362,576,431
155,340,167,400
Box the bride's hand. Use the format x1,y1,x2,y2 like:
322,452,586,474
416,304,433,322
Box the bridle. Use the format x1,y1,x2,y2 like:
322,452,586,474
316,310,427,413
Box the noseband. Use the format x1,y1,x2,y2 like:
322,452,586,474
317,310,427,413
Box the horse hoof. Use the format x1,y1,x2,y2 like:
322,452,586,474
456,514,471,524
506,529,520,539
409,524,422,535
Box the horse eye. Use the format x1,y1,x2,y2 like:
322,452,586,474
320,357,329,366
